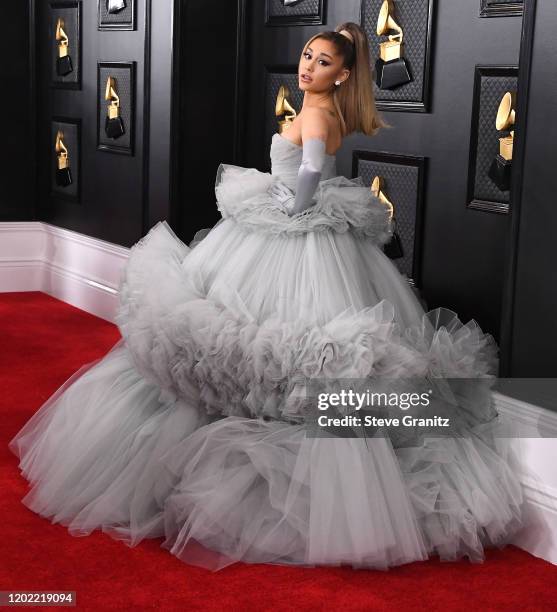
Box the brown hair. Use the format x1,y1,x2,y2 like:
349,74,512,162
303,22,388,137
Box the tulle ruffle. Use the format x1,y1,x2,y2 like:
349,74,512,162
215,163,394,246
396,430,524,564
159,414,524,571
115,221,500,428
9,349,523,573
8,343,215,545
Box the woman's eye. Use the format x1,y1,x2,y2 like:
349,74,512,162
303,52,329,66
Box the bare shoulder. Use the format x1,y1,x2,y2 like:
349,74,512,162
300,107,342,154
300,107,332,141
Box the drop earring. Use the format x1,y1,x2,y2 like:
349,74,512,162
335,80,341,86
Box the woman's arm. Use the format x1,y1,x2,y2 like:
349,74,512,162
287,108,329,216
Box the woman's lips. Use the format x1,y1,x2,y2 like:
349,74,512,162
300,74,313,83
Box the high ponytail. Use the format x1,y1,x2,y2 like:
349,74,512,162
303,22,388,137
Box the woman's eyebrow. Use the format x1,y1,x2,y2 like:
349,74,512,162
306,46,333,59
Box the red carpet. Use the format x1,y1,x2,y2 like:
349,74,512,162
2,291,556,611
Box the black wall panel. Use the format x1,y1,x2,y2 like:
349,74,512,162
355,1,522,340
97,61,136,155
50,117,81,201
0,2,33,221
1,0,237,246
34,0,148,246
172,0,241,242
502,0,557,376
467,65,519,213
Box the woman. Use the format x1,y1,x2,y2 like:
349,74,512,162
9,22,525,572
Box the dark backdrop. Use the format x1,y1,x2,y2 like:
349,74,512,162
0,2,34,221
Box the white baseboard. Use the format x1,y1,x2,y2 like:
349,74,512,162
493,392,557,565
1,221,556,566
0,221,129,322
511,475,557,566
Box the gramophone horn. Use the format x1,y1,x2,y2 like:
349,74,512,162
275,85,296,118
377,0,402,42
372,176,403,259
275,85,297,133
496,91,516,132
371,176,394,220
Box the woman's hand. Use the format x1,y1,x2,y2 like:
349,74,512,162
269,180,295,214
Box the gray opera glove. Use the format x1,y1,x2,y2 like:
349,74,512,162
268,180,296,214
286,137,327,217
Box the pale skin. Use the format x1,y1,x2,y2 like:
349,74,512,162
280,36,351,156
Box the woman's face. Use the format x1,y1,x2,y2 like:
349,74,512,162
298,37,349,92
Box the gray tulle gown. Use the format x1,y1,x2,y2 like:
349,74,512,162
9,133,525,571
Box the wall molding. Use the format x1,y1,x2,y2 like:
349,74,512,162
493,391,557,565
499,0,537,374
0,221,129,321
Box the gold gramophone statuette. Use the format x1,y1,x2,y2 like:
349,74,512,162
104,76,126,139
56,18,69,58
55,130,69,169
55,130,72,187
375,0,411,90
275,85,297,135
377,0,404,62
55,18,73,76
371,176,394,220
371,176,404,259
496,91,516,161
488,90,517,191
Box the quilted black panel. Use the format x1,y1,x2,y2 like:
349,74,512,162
98,63,135,154
362,0,431,104
50,2,81,88
468,66,518,209
51,119,80,201
356,156,422,281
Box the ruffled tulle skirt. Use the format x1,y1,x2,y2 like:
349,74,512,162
9,186,526,571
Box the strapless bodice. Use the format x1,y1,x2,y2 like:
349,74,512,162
212,133,393,245
270,132,337,190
